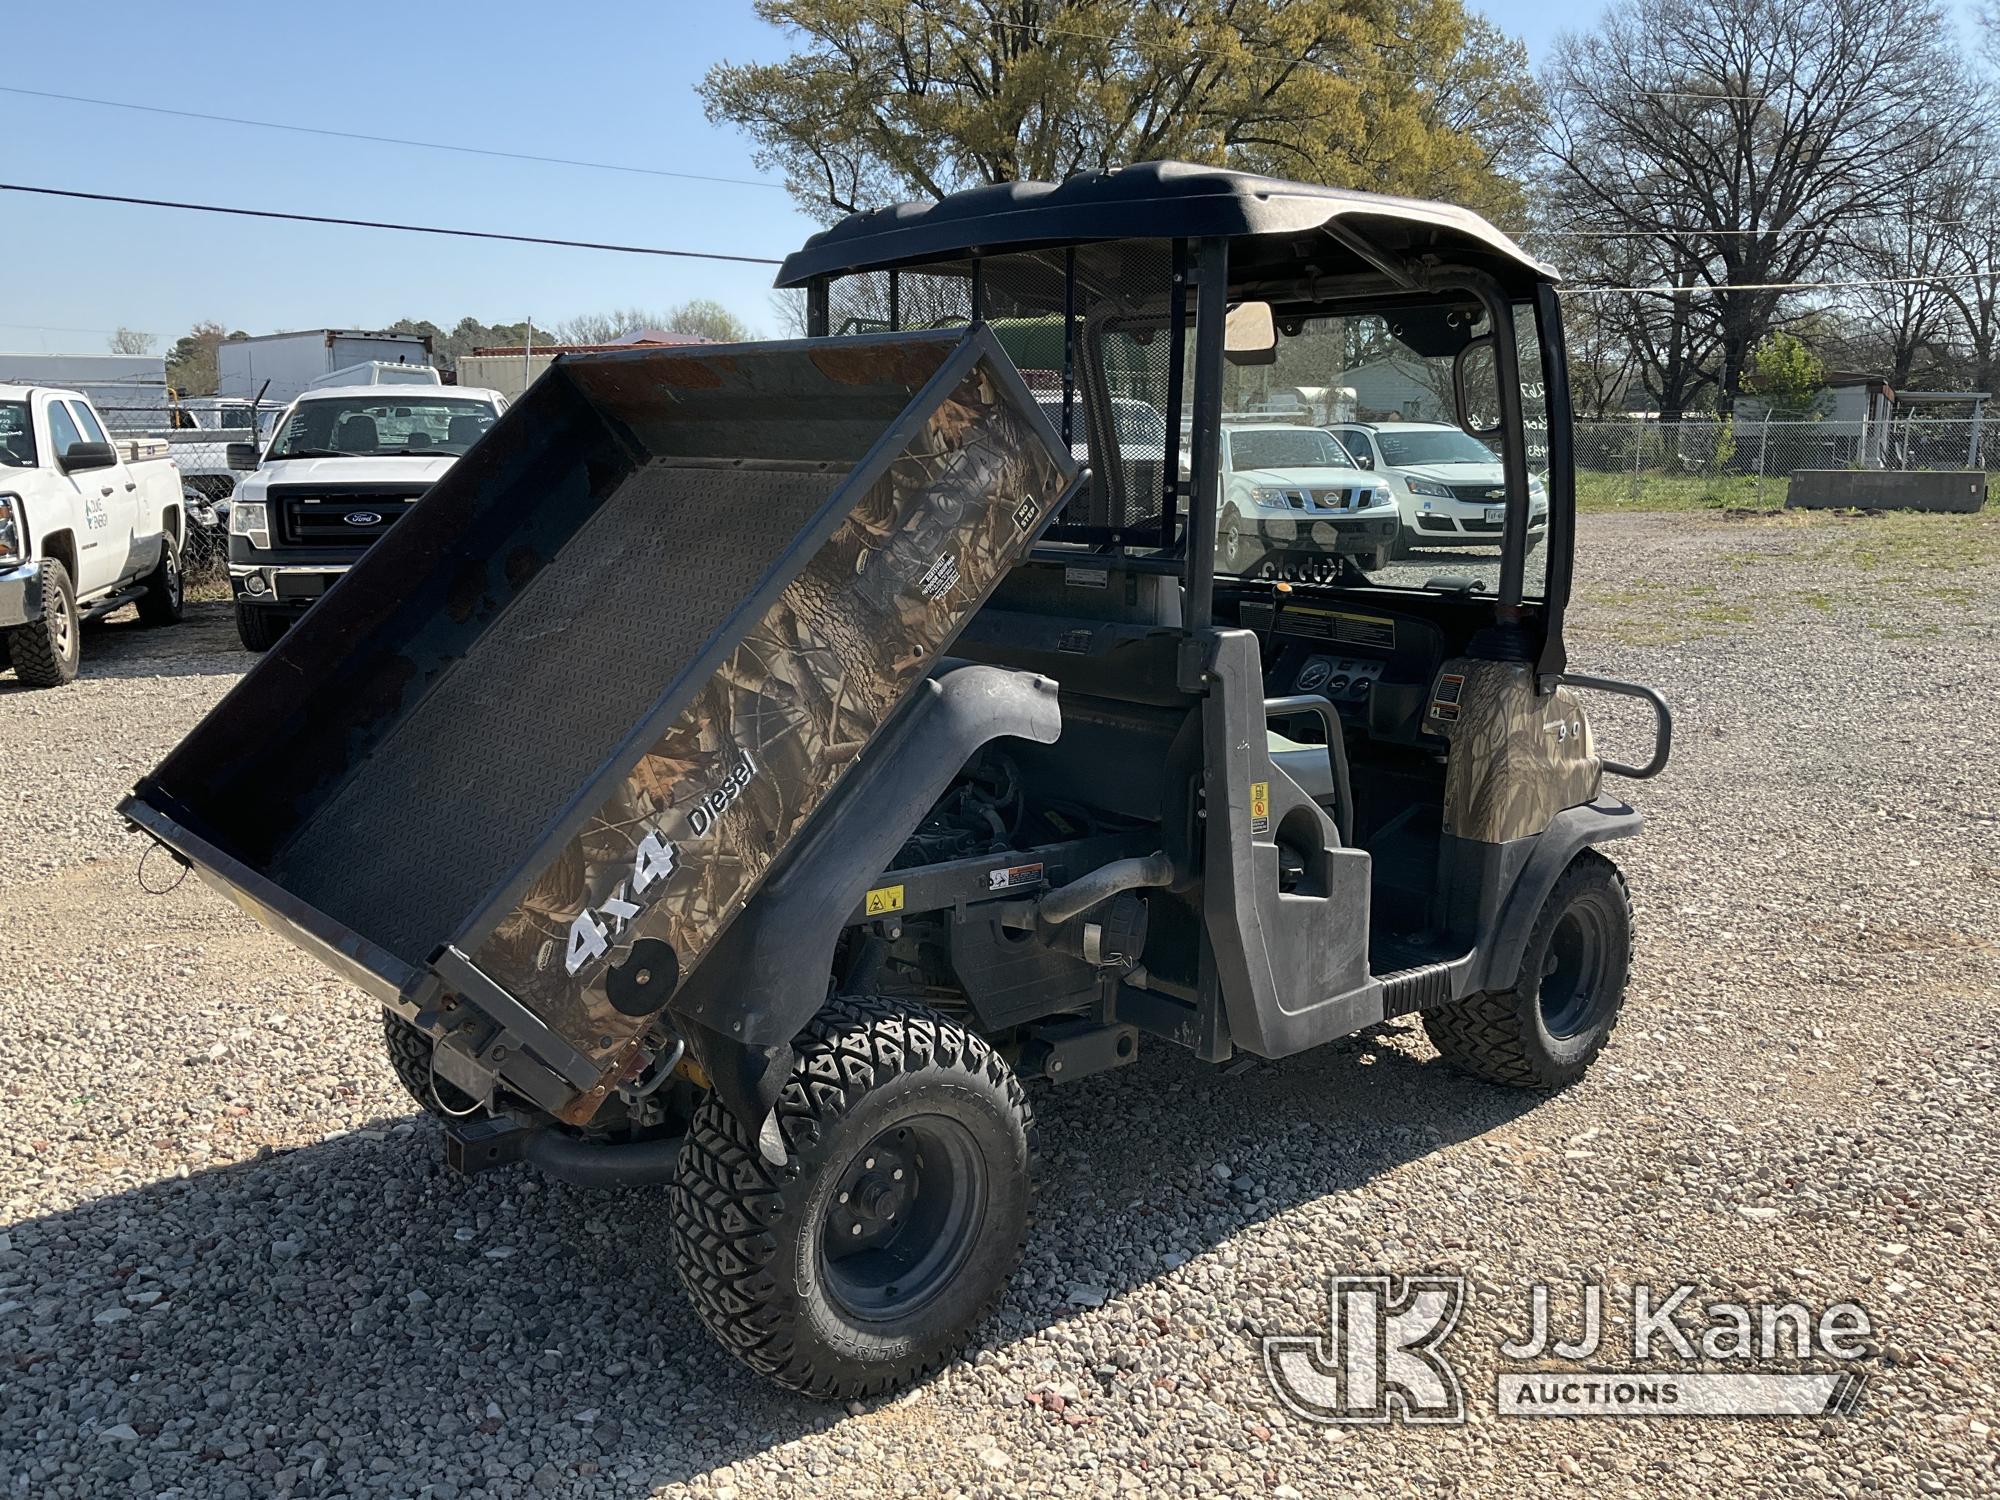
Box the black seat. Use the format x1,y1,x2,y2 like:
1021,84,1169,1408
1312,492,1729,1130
335,414,379,453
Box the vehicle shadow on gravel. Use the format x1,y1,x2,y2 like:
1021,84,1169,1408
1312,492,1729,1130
0,1032,1532,1496
0,603,248,693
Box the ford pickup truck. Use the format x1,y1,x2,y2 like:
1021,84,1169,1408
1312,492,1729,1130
1,384,185,687
225,383,504,650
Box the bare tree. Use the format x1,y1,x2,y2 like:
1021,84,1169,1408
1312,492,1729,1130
1544,0,1985,412
108,326,155,356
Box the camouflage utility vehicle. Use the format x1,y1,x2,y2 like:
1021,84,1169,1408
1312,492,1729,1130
123,164,1671,1399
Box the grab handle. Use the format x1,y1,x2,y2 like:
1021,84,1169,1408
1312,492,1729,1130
1561,673,1673,779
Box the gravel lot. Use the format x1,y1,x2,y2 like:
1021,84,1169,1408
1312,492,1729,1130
2,508,1996,1500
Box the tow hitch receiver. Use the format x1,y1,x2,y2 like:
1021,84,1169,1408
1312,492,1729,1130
444,1115,537,1177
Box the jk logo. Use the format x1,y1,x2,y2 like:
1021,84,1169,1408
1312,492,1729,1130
1263,1275,1467,1425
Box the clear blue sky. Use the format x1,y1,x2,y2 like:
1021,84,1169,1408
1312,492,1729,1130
4,0,1602,356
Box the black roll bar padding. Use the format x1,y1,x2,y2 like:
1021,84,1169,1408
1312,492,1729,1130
1263,694,1354,846
1183,235,1229,641
1532,281,1575,681
1427,264,1530,612
1562,674,1674,779
1162,237,1189,550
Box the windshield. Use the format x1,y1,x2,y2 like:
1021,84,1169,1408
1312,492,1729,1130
1212,305,1549,597
1228,428,1355,473
1374,428,1499,468
0,401,35,467
268,395,498,459
1112,400,1167,446
1035,395,1170,449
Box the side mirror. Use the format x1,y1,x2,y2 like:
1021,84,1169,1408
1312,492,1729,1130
226,442,262,472
1224,301,1278,366
61,441,118,472
1352,451,1374,470
1453,338,1504,438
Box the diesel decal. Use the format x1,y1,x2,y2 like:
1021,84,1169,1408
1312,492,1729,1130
686,756,757,837
565,831,678,976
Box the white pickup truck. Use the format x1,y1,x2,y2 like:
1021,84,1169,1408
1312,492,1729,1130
225,382,504,650
0,384,185,687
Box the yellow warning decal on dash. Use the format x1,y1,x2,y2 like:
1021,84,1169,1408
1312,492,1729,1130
864,884,905,916
1249,780,1271,837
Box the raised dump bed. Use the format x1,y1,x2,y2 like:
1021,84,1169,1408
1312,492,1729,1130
123,329,1076,1118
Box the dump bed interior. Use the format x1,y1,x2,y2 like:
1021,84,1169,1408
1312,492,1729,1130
133,334,969,974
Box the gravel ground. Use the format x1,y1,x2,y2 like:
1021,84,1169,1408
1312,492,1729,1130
2,508,1996,1500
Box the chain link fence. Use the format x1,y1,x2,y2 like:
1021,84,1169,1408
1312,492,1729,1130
97,402,273,594
1572,416,1994,506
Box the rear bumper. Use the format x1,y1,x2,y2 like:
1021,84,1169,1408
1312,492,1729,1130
0,561,46,628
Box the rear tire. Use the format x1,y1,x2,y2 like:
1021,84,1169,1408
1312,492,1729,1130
382,1010,481,1118
136,539,184,625
671,995,1035,1400
6,560,80,687
1423,849,1631,1089
235,600,284,652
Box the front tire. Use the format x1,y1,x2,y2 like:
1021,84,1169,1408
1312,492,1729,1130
235,600,285,652
671,996,1035,1400
6,560,80,687
136,539,184,625
1423,849,1632,1089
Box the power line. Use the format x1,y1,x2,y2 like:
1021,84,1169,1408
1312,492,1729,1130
0,183,783,265
0,85,788,193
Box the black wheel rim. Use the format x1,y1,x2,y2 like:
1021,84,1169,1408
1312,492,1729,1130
819,1115,986,1324
1538,902,1612,1039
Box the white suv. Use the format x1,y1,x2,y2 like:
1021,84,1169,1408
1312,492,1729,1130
1326,421,1546,555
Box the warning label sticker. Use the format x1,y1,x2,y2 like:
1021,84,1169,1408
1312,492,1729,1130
987,862,1046,892
864,885,905,916
1430,671,1466,723
1250,780,1271,837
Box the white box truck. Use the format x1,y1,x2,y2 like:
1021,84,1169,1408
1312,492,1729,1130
217,330,434,407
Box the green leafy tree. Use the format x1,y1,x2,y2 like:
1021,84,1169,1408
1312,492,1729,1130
1739,332,1826,419
702,0,1540,224
554,300,754,345
165,321,247,396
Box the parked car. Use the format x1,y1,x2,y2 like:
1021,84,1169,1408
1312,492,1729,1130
1327,420,1547,555
0,384,185,686
1217,421,1399,574
225,384,505,650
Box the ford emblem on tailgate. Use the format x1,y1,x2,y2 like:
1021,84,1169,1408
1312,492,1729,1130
344,511,383,527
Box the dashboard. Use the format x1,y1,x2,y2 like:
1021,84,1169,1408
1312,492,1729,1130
1245,598,1447,745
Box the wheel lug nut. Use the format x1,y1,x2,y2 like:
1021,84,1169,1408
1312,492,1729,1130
851,1223,862,1236
864,1157,876,1169
838,1191,849,1204
892,1168,904,1181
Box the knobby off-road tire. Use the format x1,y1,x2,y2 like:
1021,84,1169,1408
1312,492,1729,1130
382,1010,481,1118
7,559,80,687
1424,849,1632,1089
671,995,1036,1400
136,538,184,625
